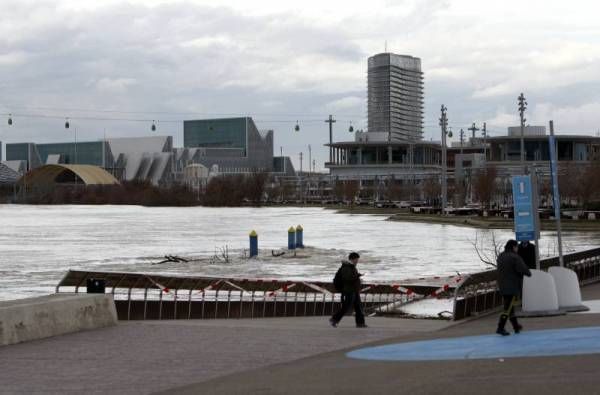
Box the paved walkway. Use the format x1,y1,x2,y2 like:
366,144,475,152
0,312,449,394
2,284,599,394
165,283,600,394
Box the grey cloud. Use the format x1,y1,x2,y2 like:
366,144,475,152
1,0,599,170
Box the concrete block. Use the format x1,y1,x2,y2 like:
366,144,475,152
549,267,589,312
521,269,564,316
0,294,117,346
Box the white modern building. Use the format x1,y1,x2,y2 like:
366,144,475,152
367,53,424,142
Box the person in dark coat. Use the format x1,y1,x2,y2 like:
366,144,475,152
330,252,366,328
518,240,536,270
496,239,532,336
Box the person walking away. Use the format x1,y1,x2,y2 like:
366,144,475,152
330,252,366,328
518,240,536,270
496,240,532,336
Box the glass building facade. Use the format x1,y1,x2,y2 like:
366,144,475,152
184,118,248,150
36,141,109,166
7,141,110,167
6,143,29,163
181,117,274,173
489,136,599,162
5,137,174,185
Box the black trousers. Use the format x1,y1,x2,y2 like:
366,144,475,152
332,292,365,325
497,295,520,330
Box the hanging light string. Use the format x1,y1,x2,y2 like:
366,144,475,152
2,111,511,136
0,103,542,130
0,111,353,124
1,105,514,136
0,104,367,118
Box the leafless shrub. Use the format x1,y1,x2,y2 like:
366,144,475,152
472,166,498,209
469,230,502,267
209,245,230,264
422,177,441,206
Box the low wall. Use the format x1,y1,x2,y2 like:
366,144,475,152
0,294,118,346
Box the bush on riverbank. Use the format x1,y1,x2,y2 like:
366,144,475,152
18,181,200,206
14,172,270,207
202,173,268,206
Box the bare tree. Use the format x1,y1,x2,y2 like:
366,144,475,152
577,160,600,209
280,179,295,201
244,170,269,205
333,180,344,202
558,162,580,207
264,179,281,203
343,180,360,204
451,179,467,208
422,177,441,206
472,166,498,209
203,174,245,206
538,178,552,208
401,180,418,201
384,180,403,201
469,230,503,267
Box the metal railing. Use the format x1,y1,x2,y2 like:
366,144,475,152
452,247,600,320
56,270,448,320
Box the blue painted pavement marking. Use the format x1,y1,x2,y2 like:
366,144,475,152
347,326,600,361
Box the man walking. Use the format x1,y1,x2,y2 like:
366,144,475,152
496,239,532,336
330,252,367,328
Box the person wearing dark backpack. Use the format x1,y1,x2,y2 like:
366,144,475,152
329,252,367,328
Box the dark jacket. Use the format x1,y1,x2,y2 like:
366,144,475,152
497,251,532,296
337,260,361,293
518,242,536,270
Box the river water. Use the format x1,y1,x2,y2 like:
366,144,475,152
1,205,598,301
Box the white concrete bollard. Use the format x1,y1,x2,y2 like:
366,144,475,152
521,269,564,316
548,266,589,312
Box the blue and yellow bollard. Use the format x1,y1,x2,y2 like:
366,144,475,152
249,230,258,258
295,225,304,248
288,226,296,250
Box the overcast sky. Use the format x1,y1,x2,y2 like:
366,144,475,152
1,0,599,169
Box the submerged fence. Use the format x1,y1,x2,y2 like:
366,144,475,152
56,270,451,320
452,247,600,320
55,247,600,321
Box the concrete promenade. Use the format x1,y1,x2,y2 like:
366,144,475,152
1,284,599,394
168,283,600,394
0,310,449,394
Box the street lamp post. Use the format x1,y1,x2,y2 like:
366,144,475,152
482,122,487,161
308,144,312,202
325,115,336,164
299,152,303,203
518,93,528,174
468,122,479,147
308,145,311,177
439,105,451,214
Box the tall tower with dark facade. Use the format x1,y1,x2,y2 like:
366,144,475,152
367,53,424,142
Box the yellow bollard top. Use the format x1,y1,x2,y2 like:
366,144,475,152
249,230,257,237
296,225,303,231
288,226,296,233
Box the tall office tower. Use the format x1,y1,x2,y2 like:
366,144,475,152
367,53,424,142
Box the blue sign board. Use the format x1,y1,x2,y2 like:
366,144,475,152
512,175,536,241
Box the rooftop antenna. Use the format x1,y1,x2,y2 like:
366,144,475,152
384,40,388,52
